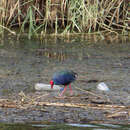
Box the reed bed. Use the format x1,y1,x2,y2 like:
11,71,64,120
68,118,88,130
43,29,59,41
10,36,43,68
0,0,129,38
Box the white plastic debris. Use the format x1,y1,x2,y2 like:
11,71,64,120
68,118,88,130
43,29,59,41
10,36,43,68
97,82,110,91
35,83,61,91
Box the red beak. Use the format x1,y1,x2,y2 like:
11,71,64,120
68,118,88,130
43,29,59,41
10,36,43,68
50,80,54,89
51,84,53,89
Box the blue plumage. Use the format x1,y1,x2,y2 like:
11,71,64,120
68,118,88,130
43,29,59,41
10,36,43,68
50,70,77,97
52,70,77,85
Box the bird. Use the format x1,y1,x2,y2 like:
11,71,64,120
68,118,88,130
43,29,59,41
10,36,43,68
50,70,77,97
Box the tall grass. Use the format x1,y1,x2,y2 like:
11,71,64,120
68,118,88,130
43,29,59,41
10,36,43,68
0,0,129,38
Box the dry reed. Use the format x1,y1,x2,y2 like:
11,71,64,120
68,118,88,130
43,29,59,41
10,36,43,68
0,0,129,38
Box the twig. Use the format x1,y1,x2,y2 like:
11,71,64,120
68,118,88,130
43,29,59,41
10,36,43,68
74,86,103,99
0,98,129,112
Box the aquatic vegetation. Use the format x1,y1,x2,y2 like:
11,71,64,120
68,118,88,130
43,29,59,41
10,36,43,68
0,0,129,38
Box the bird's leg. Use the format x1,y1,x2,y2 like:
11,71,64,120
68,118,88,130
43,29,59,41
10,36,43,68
59,85,67,97
69,84,73,95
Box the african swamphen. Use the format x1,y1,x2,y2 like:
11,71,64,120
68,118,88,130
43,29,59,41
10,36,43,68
50,70,77,96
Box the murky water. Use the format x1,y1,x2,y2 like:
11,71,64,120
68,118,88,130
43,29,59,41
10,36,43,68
0,35,130,95
0,123,130,130
0,34,130,126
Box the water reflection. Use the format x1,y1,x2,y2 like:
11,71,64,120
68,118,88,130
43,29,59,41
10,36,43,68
36,48,67,61
0,123,129,130
34,38,130,62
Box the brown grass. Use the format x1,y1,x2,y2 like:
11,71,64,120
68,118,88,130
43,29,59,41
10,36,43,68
0,0,129,38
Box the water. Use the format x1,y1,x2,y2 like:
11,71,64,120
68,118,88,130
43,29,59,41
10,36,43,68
0,34,130,126
0,123,130,130
0,35,129,96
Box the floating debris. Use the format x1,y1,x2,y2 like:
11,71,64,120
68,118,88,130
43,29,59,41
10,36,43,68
35,83,61,91
97,82,110,91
